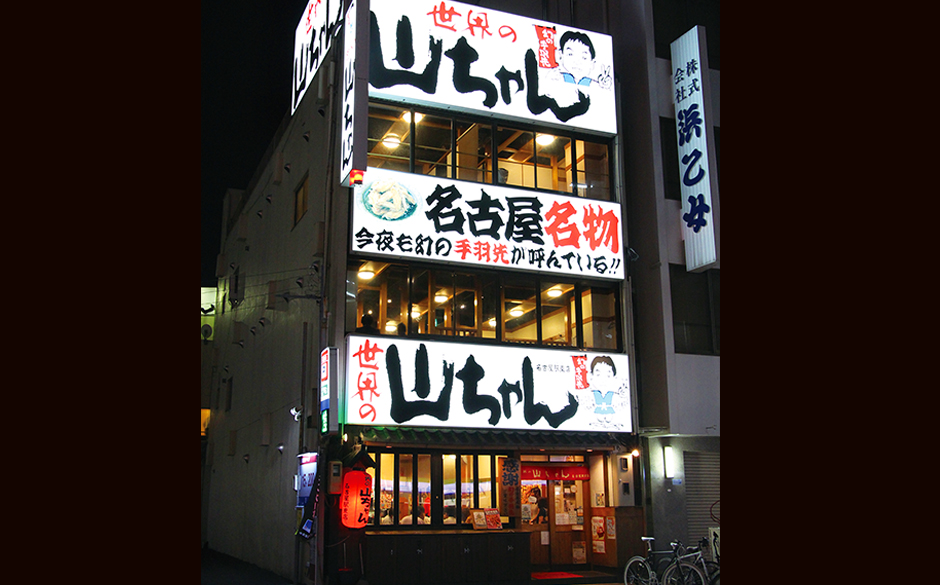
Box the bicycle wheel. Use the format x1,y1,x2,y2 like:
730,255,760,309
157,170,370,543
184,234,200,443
624,556,654,585
661,561,706,585
702,561,719,585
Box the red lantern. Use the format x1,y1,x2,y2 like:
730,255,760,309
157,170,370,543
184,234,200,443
340,468,373,529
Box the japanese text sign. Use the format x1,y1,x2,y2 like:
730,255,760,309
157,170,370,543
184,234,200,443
369,0,617,136
292,0,344,115
351,167,625,280
340,0,369,186
521,464,590,481
670,26,717,272
345,335,631,433
297,453,319,508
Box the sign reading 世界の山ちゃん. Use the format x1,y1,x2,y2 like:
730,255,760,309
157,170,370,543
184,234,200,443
346,335,631,433
369,0,618,137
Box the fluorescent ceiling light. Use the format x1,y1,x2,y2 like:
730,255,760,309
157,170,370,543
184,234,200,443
536,134,555,145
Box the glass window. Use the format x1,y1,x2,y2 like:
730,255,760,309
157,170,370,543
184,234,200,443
581,285,619,350
398,454,414,524
496,126,535,188
540,282,574,347
536,133,572,193
502,280,537,344
443,455,458,524
368,103,410,172
669,264,720,355
410,269,430,334
294,176,309,225
522,480,547,524
460,454,475,524
478,454,492,508
379,453,395,525
414,111,452,178
417,454,431,525
575,139,610,200
456,119,492,184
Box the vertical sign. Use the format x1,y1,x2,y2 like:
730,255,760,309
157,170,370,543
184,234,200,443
297,452,319,508
320,347,338,435
670,26,718,272
292,0,344,115
339,0,369,187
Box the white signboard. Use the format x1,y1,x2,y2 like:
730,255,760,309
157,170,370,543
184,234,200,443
369,0,617,136
296,452,319,508
351,167,625,280
670,26,717,272
292,0,344,115
340,0,369,186
345,335,631,433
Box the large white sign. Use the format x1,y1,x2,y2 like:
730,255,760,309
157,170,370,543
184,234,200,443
369,0,617,136
346,335,631,433
670,26,717,272
351,167,624,279
292,0,344,115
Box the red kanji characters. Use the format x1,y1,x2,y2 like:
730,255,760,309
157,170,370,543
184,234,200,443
582,205,620,253
427,1,461,31
466,10,492,38
544,200,582,247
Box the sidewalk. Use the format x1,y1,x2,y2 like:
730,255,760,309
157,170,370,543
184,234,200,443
202,547,622,585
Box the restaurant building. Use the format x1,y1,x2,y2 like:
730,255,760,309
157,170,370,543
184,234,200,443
203,1,719,583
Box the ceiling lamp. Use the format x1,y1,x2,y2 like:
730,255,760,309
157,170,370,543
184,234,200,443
385,322,399,332
547,288,563,298
382,134,401,149
536,133,555,146
358,269,375,280
434,292,449,303
411,310,422,319
402,112,424,123
510,306,524,317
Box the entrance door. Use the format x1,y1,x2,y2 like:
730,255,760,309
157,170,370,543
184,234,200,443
523,478,589,569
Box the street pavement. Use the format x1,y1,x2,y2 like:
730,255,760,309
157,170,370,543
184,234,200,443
202,547,623,585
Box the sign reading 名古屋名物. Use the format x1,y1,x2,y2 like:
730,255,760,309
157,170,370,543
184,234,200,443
351,167,625,280
670,26,717,272
292,0,344,115
369,0,618,136
345,335,631,433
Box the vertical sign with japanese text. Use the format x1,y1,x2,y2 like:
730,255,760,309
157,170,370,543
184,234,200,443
670,26,717,272
340,0,369,186
320,347,338,435
292,0,344,115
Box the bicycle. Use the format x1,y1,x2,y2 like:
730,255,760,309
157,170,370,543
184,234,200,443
624,536,706,585
673,538,719,585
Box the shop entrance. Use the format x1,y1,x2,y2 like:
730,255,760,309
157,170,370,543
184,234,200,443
522,465,591,569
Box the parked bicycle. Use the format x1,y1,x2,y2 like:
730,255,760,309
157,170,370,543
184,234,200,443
674,538,719,585
624,536,706,585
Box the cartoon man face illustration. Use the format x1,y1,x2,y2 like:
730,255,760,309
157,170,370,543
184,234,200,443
557,31,596,86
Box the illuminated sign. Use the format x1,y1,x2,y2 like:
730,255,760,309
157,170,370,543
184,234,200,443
292,0,344,115
297,453,319,508
351,167,624,280
339,469,373,529
320,348,338,435
340,0,369,186
369,0,617,136
670,26,718,272
345,335,631,433
521,465,590,481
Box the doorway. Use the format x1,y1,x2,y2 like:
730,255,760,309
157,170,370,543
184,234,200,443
523,476,590,569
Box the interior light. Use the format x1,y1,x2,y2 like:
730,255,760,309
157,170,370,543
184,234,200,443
358,270,374,280
487,318,496,327
435,292,448,303
510,307,524,317
402,112,424,123
382,134,401,149
547,288,563,298
631,448,640,458
411,310,422,319
385,323,398,332
664,445,676,479
536,134,556,146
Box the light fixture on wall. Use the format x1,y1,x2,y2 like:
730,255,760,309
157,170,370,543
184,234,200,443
663,445,676,479
243,454,250,464
277,443,285,454
290,407,302,422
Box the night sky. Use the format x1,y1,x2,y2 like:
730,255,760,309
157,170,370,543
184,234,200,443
201,0,308,286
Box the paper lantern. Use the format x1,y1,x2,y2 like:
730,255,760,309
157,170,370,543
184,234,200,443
340,469,373,529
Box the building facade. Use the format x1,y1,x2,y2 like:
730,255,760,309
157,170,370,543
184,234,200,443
202,0,719,582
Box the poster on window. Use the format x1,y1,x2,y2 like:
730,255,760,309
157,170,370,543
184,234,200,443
369,0,617,137
351,167,624,280
345,335,631,432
